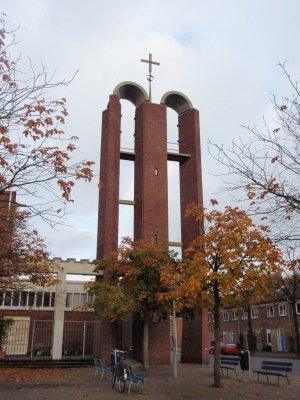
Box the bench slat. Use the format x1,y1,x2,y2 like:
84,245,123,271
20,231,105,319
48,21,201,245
254,360,293,385
261,365,292,373
220,356,240,377
262,361,292,368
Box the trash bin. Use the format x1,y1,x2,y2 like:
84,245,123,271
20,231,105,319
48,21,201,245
239,349,250,371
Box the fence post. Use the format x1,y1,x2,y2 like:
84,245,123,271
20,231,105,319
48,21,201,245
52,266,67,359
82,321,86,358
30,320,35,359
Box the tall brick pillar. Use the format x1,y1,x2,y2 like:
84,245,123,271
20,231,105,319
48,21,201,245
97,94,121,260
134,102,168,244
133,101,171,364
178,108,209,364
96,94,121,359
161,92,209,364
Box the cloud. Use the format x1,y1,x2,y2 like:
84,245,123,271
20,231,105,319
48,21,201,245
2,0,300,258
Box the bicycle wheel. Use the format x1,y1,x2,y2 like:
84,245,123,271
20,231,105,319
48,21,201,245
117,373,126,393
111,369,117,389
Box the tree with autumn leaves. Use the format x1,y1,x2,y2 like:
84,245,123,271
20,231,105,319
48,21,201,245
88,238,178,371
89,203,282,387
0,16,94,223
161,203,282,388
0,198,54,291
0,16,94,291
209,62,300,360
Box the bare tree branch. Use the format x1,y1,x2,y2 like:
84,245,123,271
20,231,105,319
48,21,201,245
209,62,300,242
0,16,94,225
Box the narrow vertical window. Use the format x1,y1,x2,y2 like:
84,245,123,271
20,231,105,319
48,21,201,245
28,292,35,307
36,292,43,307
43,292,50,307
151,234,158,244
4,291,12,306
20,291,28,306
12,291,20,306
50,292,56,307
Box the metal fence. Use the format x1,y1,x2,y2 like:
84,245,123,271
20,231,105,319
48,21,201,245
4,319,101,359
62,321,101,358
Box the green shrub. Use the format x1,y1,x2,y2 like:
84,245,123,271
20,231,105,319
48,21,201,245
0,317,14,350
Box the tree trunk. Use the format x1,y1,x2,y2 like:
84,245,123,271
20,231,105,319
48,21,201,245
142,317,149,370
246,306,256,352
246,306,253,335
213,283,222,388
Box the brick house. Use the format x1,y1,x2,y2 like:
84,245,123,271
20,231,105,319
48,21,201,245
208,300,300,352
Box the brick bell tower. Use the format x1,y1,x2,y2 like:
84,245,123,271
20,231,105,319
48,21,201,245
97,56,208,364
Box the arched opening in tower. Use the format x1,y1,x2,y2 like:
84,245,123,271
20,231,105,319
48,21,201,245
166,107,182,259
118,203,134,243
120,99,135,152
118,99,135,243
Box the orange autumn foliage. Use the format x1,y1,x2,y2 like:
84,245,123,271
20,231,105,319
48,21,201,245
160,204,282,388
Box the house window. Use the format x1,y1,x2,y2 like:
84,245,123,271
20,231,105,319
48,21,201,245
278,303,287,317
242,310,248,320
232,310,238,320
251,307,258,319
296,303,300,315
231,331,237,343
223,311,229,321
267,305,274,317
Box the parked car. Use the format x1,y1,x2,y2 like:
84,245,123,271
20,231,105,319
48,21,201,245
209,341,239,355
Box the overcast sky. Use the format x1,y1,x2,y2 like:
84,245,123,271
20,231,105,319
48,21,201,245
2,0,300,260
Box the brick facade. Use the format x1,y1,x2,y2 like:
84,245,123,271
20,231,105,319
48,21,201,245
208,302,300,353
134,101,169,245
96,95,121,260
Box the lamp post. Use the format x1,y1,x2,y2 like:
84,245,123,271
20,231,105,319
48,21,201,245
167,284,179,378
172,299,178,378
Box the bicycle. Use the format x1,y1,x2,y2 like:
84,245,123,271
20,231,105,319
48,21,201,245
111,349,128,393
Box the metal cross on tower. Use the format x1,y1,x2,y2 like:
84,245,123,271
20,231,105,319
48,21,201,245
141,53,160,102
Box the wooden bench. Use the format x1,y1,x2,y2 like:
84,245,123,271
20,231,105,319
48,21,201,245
253,360,293,385
220,356,240,377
